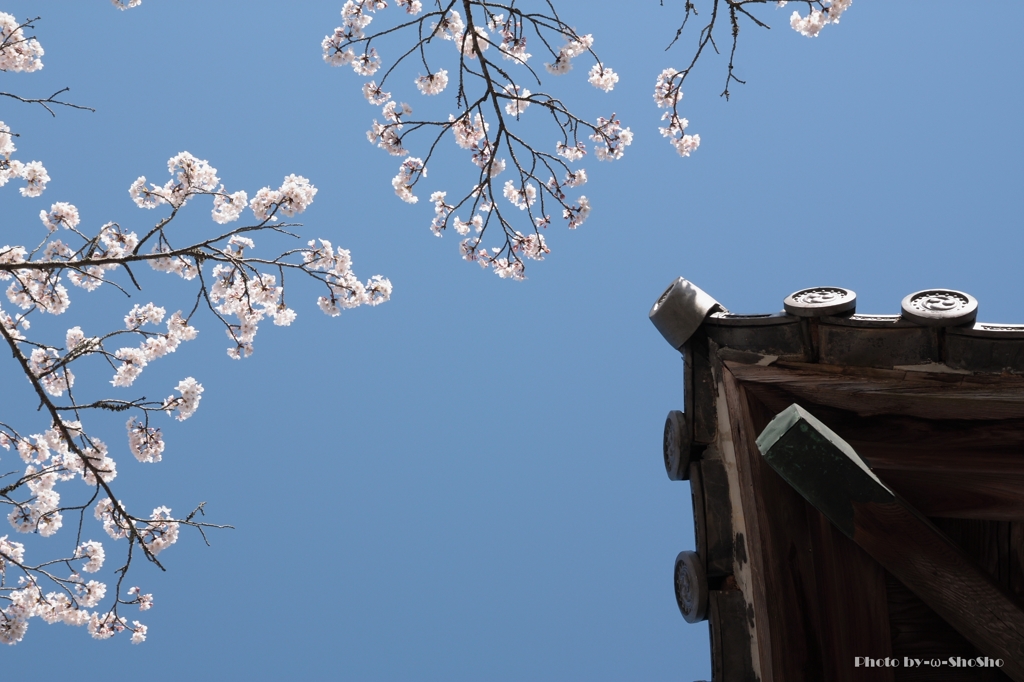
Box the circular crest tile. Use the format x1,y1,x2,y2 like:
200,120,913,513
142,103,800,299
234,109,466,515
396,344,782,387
663,410,691,481
901,289,978,327
674,551,708,624
783,287,857,317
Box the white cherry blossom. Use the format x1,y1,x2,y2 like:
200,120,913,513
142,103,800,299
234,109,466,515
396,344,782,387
0,0,864,648
392,157,425,203
590,116,633,161
19,161,49,197
415,70,449,95
790,0,853,37
74,541,105,573
363,81,390,104
161,377,203,421
502,84,532,116
0,13,44,72
131,621,147,644
126,418,165,463
39,202,80,232
587,64,618,92
503,180,537,210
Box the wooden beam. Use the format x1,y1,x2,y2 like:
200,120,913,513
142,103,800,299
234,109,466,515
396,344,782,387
886,573,1009,681
690,330,718,444
805,511,895,682
722,367,822,681
726,360,1024,420
881,470,1024,521
700,457,735,577
687,457,736,579
719,367,776,681
689,460,709,569
735,382,1024,517
736,383,1024,474
708,587,758,682
757,404,1024,680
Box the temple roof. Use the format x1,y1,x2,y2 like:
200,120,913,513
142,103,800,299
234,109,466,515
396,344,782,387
650,278,1024,680
650,278,1024,375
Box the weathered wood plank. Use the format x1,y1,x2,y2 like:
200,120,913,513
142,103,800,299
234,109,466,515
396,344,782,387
720,367,775,681
701,458,735,577
708,587,758,682
722,369,825,681
683,339,695,418
726,361,1024,420
664,410,692,480
734,382,1024,515
737,382,1024,474
1012,523,1024,604
807,510,895,682
757,405,1024,681
691,330,718,444
931,519,1015,592
885,472,1024,520
887,574,1011,681
690,460,708,571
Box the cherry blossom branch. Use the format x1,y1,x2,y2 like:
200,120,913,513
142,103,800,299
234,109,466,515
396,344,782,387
0,149,391,645
1,14,94,199
322,0,625,279
654,1,851,156
0,88,95,117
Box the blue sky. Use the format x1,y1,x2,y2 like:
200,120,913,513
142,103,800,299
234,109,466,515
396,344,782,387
1,1,1021,680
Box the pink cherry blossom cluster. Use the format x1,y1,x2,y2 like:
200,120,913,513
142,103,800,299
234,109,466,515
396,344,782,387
590,115,633,161
9,463,63,538
126,418,165,463
653,69,701,158
322,1,392,69
415,69,448,96
0,13,43,72
130,151,252,221
126,586,153,611
783,0,852,37
0,574,101,645
250,174,319,221
111,304,199,386
488,13,530,63
544,31,595,76
0,420,164,645
0,389,189,645
303,238,393,315
0,123,49,198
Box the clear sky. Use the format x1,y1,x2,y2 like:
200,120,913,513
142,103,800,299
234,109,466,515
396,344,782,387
1,1,1021,680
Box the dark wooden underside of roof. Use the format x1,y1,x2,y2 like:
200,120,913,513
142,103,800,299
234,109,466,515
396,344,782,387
684,327,1024,682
